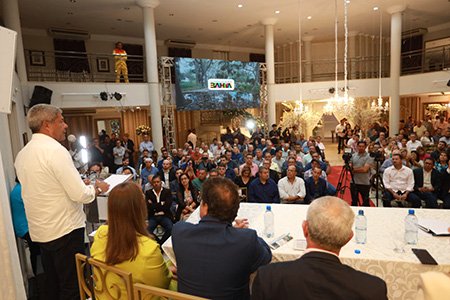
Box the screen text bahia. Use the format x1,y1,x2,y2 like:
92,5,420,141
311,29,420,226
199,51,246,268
208,79,235,90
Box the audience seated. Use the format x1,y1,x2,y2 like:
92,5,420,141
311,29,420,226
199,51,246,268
305,167,329,202
90,182,172,299
158,159,177,189
278,165,306,204
251,196,388,300
176,173,199,221
412,157,440,208
145,175,173,244
248,166,280,203
383,153,421,208
234,165,255,201
172,177,272,299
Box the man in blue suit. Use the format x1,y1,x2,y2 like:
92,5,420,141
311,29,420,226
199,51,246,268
172,177,272,300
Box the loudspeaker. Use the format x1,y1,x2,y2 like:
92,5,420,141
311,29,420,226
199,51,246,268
29,86,53,108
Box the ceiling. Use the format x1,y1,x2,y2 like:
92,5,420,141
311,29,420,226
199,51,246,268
2,0,450,48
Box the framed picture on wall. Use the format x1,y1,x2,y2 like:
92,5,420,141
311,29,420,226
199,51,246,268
30,51,45,66
96,57,110,72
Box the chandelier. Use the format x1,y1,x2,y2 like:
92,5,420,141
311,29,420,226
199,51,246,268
324,0,354,113
371,97,389,112
371,7,389,114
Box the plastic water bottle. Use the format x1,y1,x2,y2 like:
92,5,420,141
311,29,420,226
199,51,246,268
355,210,367,244
264,205,274,238
405,209,418,245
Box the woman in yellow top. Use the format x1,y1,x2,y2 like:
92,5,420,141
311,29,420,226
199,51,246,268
90,181,171,299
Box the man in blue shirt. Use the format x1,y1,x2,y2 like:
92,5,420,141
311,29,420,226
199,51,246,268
9,178,40,276
140,158,158,190
248,166,280,203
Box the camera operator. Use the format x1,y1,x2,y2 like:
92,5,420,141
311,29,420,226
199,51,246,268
349,141,374,206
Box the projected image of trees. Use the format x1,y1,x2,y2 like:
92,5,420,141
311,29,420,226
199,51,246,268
174,58,260,111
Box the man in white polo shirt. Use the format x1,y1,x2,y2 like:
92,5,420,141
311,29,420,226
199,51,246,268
15,104,109,300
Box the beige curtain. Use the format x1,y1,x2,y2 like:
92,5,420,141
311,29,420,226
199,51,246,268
121,108,150,147
400,96,421,122
64,114,95,139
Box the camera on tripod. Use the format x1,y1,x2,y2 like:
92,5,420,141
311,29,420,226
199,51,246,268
370,151,384,161
342,148,352,164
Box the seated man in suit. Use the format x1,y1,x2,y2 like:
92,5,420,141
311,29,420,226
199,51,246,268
157,159,176,189
172,177,272,300
252,196,388,300
412,157,440,208
145,175,173,245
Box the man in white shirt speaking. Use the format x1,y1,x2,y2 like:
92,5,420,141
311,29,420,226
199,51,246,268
278,165,307,204
15,104,109,300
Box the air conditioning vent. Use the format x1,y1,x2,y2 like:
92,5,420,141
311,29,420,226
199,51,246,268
48,28,90,40
402,28,427,38
165,39,196,49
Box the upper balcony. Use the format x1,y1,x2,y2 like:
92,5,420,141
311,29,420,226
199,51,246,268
24,45,450,84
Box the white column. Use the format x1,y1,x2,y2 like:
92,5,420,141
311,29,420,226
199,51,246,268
348,31,358,79
364,34,370,79
387,4,407,136
358,33,364,78
261,18,278,127
137,0,163,151
3,0,27,82
302,36,314,82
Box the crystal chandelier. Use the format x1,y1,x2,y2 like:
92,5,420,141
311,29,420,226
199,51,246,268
371,8,389,113
324,0,354,112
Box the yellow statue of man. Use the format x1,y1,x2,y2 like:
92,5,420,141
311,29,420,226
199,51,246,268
113,42,129,83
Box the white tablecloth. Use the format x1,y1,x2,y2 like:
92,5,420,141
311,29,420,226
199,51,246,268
163,203,450,300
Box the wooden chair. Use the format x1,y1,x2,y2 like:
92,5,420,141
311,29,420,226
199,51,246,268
88,256,135,300
75,253,93,300
134,283,209,300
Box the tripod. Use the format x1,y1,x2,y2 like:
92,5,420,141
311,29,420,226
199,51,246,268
336,162,354,200
370,159,384,207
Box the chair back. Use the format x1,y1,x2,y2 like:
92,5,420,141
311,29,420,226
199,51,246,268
75,253,93,300
88,256,134,300
134,283,209,300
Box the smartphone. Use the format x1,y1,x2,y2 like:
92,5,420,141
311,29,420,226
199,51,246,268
411,248,438,265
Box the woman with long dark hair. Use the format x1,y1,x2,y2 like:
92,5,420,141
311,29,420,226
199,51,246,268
90,182,171,298
234,165,255,201
176,173,199,221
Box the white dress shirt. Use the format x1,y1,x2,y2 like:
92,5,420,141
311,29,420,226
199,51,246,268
406,140,422,152
278,176,306,203
382,165,414,193
15,133,96,242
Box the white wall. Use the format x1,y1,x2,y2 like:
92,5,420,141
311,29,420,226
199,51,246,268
272,71,450,102
0,73,27,299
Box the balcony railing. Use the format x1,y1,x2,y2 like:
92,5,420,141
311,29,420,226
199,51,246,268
24,44,450,84
25,50,146,82
274,45,450,84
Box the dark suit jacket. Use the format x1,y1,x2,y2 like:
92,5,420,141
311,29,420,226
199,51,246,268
157,169,177,185
439,168,450,199
145,188,172,219
252,251,387,300
172,215,272,300
413,168,441,194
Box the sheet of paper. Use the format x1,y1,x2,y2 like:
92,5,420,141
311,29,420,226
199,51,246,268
102,174,131,194
419,218,450,235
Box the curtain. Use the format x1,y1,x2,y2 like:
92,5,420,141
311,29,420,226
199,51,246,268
175,110,195,147
400,96,421,122
64,114,95,139
121,108,150,147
